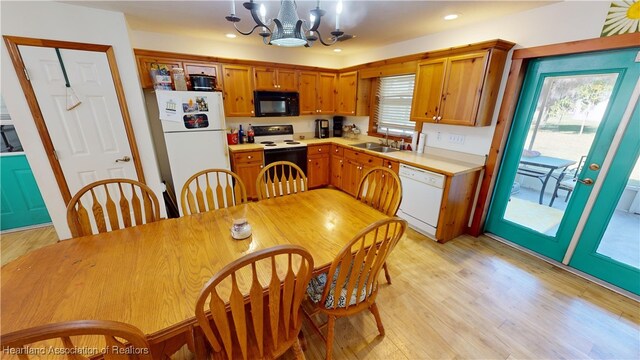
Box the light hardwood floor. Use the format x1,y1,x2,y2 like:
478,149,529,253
2,226,638,359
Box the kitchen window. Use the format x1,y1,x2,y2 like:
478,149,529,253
374,74,416,137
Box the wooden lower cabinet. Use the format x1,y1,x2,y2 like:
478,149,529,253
341,148,383,196
381,158,399,174
330,145,344,188
307,144,331,188
231,150,264,200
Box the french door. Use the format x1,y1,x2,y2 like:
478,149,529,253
486,48,639,294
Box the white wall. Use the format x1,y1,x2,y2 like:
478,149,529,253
1,1,164,240
342,1,611,157
131,30,342,69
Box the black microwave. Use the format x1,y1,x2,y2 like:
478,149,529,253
254,91,299,117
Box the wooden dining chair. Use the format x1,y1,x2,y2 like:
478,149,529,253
180,169,248,215
0,319,152,359
195,245,314,360
356,166,403,284
256,161,307,200
304,217,407,360
66,178,161,238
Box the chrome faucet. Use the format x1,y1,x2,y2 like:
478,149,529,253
379,128,391,147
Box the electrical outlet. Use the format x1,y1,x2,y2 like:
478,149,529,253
448,134,465,145
436,132,442,141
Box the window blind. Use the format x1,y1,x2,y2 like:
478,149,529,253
375,74,416,137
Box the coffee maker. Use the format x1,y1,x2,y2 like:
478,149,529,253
315,119,329,138
333,116,344,137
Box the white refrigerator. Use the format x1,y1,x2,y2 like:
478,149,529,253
150,90,230,213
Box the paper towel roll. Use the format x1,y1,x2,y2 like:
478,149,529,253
417,133,426,154
411,131,419,152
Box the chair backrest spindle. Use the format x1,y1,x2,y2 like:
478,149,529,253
256,161,307,200
356,166,403,216
180,169,247,215
66,179,160,238
195,245,314,359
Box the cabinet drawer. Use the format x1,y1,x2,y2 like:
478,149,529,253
331,144,344,157
233,150,264,164
308,144,331,155
382,159,400,173
345,149,382,167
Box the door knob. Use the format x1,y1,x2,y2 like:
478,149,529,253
589,163,601,171
577,178,594,185
115,156,131,163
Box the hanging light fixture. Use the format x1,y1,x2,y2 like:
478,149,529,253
225,0,348,47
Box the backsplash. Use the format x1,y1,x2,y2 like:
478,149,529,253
421,122,495,156
225,115,369,138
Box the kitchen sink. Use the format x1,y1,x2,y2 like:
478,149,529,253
370,146,399,153
352,142,400,153
351,142,381,150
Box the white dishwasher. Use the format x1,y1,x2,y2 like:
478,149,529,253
397,164,445,240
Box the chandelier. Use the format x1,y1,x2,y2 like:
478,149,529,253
225,0,347,47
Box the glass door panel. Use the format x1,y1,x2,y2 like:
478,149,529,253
569,105,640,295
486,48,640,262
596,156,640,269
505,74,617,236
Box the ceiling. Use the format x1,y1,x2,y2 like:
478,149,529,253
67,1,553,55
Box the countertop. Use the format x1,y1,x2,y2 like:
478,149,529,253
228,136,485,176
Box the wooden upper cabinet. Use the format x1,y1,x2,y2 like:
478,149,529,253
298,71,336,114
299,71,319,115
223,65,254,117
337,71,358,115
411,58,446,122
253,67,277,90
318,72,337,114
137,56,183,89
253,67,298,91
439,52,489,125
277,69,298,91
411,49,508,126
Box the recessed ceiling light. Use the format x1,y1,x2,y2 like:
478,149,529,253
334,48,342,53
444,14,459,21
225,33,237,39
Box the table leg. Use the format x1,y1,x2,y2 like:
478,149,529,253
539,168,555,204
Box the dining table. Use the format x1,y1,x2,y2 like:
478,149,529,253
0,189,388,357
517,155,576,205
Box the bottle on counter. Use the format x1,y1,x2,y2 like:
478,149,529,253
238,125,244,144
247,124,255,143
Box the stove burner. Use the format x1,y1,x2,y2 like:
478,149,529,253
283,140,294,143
287,142,301,145
260,141,275,144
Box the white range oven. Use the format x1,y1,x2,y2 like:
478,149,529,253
254,125,307,174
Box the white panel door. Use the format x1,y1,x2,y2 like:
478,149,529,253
18,45,137,195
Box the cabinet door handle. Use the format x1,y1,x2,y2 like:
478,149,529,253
437,116,442,121
432,116,437,121
260,165,264,168
309,159,312,162
388,164,392,169
247,155,252,159
318,148,322,152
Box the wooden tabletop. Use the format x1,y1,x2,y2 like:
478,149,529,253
519,155,576,169
1,189,387,343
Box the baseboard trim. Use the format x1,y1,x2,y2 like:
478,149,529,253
1,223,53,234
485,232,640,302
